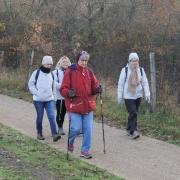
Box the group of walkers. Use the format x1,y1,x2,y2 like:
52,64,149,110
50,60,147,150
28,50,150,159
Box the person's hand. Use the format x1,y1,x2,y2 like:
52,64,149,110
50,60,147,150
67,89,76,98
145,95,150,103
118,98,123,107
97,84,103,94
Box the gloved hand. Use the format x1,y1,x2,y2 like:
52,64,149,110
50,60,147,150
67,89,76,98
145,95,150,103
97,84,103,94
118,98,123,107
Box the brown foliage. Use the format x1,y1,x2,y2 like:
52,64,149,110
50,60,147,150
0,0,180,106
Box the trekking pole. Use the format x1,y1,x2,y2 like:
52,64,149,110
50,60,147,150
58,100,63,133
67,113,71,160
99,89,106,154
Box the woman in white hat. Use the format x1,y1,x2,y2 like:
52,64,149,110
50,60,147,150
28,55,61,142
117,52,150,139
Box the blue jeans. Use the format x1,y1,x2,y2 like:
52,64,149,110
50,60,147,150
33,100,57,136
68,112,93,152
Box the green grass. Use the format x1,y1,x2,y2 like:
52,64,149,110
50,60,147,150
0,163,34,180
95,96,180,146
0,124,122,180
0,69,179,146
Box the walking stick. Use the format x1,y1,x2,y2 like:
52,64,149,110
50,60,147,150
67,113,71,160
58,100,63,133
99,90,106,154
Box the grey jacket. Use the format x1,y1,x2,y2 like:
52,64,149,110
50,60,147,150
28,69,55,102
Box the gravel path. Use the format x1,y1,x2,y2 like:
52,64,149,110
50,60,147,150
0,94,180,180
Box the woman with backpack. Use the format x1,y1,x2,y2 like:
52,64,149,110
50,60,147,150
53,56,71,135
60,50,102,159
28,55,61,142
117,52,150,139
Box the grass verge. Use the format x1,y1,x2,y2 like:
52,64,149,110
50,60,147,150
0,69,179,146
0,124,122,180
95,96,180,146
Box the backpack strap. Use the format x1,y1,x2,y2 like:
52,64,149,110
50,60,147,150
56,69,59,83
35,69,40,87
69,64,76,89
87,68,93,80
140,67,143,76
125,67,128,82
51,72,54,90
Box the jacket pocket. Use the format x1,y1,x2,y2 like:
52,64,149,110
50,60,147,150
69,97,83,112
88,96,96,110
37,89,52,100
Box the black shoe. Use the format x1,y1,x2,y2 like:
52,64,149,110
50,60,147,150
53,134,61,142
37,134,45,140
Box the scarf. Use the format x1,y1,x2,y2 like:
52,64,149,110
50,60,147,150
40,66,51,73
128,64,140,95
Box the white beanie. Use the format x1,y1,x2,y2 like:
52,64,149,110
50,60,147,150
42,56,53,65
128,52,139,62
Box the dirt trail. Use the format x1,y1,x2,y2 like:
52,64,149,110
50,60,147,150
0,94,180,180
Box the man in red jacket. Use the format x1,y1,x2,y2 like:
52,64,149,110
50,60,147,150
60,50,102,159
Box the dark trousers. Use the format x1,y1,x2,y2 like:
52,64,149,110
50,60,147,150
125,98,141,134
56,99,66,128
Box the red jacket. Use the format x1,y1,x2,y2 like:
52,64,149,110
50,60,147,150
60,64,99,114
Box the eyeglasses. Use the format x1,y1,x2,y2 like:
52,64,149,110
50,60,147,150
79,59,88,62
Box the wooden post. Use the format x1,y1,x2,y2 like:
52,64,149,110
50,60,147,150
0,51,4,67
149,52,156,112
25,49,34,90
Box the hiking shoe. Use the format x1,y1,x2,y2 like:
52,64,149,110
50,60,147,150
68,144,74,152
58,128,65,135
131,131,140,139
80,151,92,159
53,134,61,142
37,134,45,140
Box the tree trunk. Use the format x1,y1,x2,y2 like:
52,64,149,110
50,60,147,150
25,49,34,91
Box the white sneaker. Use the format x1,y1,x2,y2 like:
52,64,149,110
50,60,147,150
131,131,140,139
58,128,65,135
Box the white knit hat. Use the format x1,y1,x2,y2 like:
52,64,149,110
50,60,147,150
42,56,53,65
128,52,139,62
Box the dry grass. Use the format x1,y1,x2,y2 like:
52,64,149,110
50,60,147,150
0,67,31,101
0,67,26,90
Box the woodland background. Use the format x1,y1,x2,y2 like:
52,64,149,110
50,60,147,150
0,0,180,113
